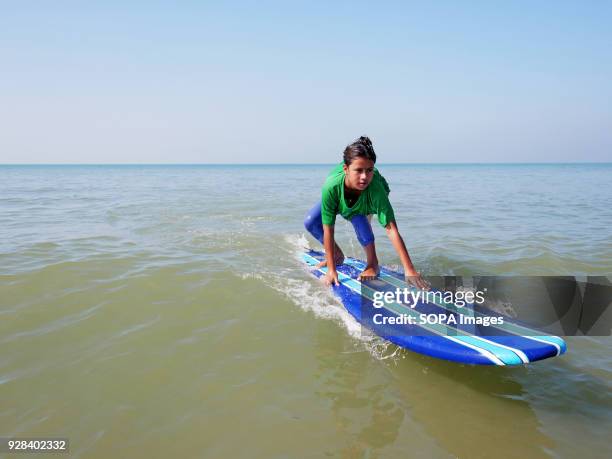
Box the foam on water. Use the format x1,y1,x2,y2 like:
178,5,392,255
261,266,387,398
246,233,404,362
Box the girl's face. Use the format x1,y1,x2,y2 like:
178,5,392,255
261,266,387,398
343,157,375,191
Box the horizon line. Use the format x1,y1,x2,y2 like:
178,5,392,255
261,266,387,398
1,161,612,166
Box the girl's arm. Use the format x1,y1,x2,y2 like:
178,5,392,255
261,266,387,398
323,224,340,286
385,221,429,290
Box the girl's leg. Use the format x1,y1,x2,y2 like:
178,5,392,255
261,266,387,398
304,202,344,264
350,214,375,247
303,202,324,243
350,215,379,279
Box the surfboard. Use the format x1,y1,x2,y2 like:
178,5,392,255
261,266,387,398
302,250,567,365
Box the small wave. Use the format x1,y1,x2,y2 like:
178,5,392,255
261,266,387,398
115,314,161,339
0,300,110,345
241,233,403,362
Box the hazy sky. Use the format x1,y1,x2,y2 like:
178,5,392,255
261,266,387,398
2,1,611,163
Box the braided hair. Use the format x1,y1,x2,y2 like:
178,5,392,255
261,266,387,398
343,136,377,165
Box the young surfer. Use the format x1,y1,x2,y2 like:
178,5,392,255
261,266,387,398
304,136,429,289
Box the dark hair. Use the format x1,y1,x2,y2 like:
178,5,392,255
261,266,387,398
343,136,376,165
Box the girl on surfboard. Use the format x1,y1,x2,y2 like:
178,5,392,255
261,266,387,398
304,136,429,289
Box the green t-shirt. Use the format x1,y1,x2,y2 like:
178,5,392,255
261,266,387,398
321,163,395,227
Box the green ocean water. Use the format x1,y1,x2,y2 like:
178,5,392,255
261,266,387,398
1,164,611,458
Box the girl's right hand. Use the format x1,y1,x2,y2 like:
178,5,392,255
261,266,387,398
324,270,340,287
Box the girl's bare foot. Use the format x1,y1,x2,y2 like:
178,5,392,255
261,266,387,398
358,265,379,281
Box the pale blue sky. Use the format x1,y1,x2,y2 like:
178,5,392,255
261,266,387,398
1,1,611,163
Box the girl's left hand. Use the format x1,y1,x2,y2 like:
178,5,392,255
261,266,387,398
405,271,430,290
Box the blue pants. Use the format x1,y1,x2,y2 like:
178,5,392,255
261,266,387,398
304,202,375,247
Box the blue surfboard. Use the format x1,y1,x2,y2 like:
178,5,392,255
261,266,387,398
302,250,567,365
